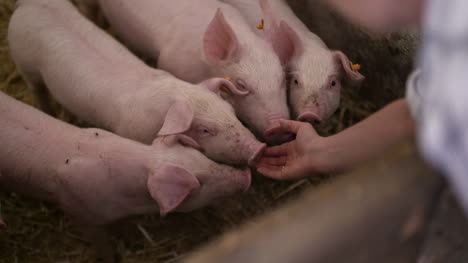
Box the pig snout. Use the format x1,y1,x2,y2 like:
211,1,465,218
245,140,267,166
296,88,340,125
263,113,294,144
297,108,322,125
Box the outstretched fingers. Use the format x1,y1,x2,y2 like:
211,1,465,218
257,164,285,180
263,143,289,157
278,119,311,134
257,156,287,166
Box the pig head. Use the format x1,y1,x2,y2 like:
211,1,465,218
56,134,251,224
148,136,252,215
202,9,293,143
289,49,365,124
256,0,364,124
289,49,364,124
156,78,266,166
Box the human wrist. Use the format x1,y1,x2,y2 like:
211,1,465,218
304,136,334,175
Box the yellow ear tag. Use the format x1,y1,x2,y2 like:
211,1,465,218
220,86,231,94
256,19,264,30
351,63,361,72
221,76,232,94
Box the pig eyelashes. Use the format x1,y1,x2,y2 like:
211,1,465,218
197,126,217,137
235,79,249,93
327,76,341,89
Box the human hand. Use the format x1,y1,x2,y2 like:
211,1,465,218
256,120,328,180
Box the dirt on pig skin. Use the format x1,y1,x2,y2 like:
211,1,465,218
0,0,418,262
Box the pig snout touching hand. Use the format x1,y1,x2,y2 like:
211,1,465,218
89,0,293,143
202,9,292,143
9,0,265,166
221,0,365,124
155,78,267,166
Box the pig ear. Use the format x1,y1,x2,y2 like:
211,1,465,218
158,101,194,136
147,165,201,216
260,0,303,65
259,0,278,35
203,9,242,65
200,78,249,97
275,21,304,65
333,51,365,85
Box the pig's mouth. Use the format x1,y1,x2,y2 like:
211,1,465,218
297,111,322,125
264,126,294,144
248,143,266,167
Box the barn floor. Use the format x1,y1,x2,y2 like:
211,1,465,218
1,0,454,262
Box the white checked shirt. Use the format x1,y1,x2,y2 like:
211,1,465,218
406,0,468,212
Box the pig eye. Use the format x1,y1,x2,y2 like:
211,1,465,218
197,126,216,137
236,80,248,92
328,76,339,89
294,79,298,85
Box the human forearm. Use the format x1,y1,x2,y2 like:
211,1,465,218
320,99,415,173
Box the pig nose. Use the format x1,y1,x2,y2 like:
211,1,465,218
264,126,294,144
247,143,266,166
264,114,294,144
297,112,322,126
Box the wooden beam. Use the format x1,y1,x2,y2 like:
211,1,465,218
181,143,443,263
